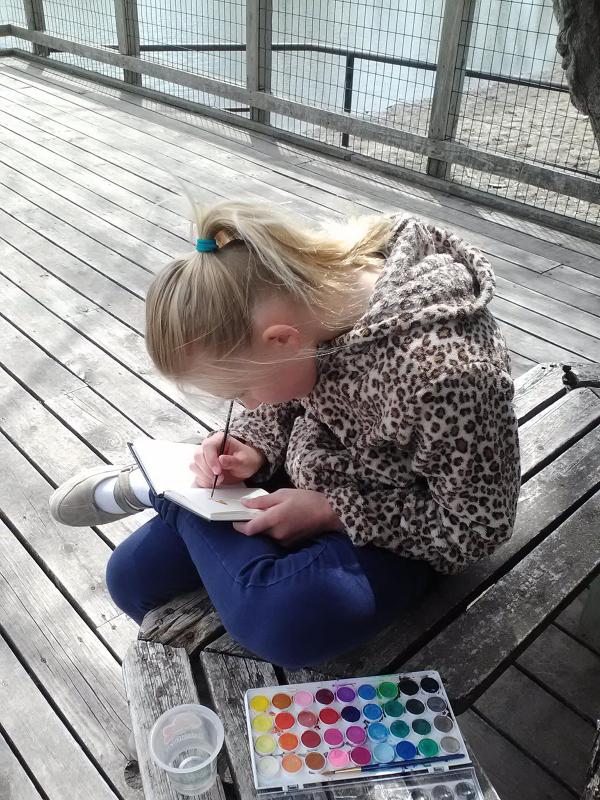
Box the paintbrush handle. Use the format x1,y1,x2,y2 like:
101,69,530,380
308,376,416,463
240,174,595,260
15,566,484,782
361,753,465,772
323,752,465,776
210,401,234,498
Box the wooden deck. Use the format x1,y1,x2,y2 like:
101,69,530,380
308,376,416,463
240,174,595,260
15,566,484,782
0,54,598,800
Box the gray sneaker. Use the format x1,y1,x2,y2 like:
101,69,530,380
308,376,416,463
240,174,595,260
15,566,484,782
49,464,148,527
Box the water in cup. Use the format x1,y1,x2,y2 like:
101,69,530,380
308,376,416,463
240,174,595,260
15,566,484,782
150,704,225,796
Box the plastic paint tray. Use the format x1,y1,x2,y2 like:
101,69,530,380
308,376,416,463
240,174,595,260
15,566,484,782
244,670,484,799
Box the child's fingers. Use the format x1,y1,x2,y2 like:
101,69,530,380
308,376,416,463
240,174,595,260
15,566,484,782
201,433,224,474
218,453,240,470
241,490,284,510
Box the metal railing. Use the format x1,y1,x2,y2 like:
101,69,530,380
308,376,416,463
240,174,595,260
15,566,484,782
0,0,598,238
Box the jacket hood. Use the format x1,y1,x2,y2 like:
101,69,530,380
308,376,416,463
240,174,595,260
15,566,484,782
339,214,496,346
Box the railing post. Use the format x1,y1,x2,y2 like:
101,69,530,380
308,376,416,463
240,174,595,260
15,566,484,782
113,0,141,86
246,0,272,125
22,0,49,58
427,0,476,180
341,54,355,148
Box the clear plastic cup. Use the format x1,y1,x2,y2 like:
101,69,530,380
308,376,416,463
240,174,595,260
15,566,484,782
149,704,224,796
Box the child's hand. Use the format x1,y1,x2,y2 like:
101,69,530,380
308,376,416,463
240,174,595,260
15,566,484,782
191,433,266,487
233,488,345,546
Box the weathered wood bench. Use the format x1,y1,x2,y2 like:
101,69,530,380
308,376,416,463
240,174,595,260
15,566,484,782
123,362,600,800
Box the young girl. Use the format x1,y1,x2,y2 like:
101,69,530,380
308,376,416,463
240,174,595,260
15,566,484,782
50,201,520,669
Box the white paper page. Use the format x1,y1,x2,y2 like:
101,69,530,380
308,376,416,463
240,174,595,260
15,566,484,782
166,487,268,521
131,438,203,494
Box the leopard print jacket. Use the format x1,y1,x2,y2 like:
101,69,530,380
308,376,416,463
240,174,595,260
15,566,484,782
229,214,521,574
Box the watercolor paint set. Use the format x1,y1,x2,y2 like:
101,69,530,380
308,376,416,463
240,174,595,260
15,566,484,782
244,670,483,799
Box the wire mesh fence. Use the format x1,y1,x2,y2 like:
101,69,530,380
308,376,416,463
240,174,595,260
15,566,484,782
139,0,246,110
1,0,28,51
1,0,598,227
450,0,600,223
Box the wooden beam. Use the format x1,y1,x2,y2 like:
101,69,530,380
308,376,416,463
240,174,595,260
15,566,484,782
246,0,272,125
21,0,48,57
123,641,225,800
113,0,141,87
403,490,600,712
7,27,600,206
138,588,224,656
427,0,476,179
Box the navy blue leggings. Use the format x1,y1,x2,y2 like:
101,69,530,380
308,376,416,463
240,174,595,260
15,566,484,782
106,492,435,669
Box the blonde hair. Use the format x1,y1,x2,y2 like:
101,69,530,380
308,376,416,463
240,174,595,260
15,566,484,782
145,200,394,393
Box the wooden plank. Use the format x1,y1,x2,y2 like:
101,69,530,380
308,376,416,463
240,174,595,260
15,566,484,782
0,132,187,254
306,424,600,676
0,92,221,216
0,431,119,625
0,520,138,797
547,265,600,297
517,625,600,724
0,184,150,300
5,61,594,291
518,388,600,479
201,650,279,800
97,613,139,662
583,723,600,800
9,25,600,208
0,79,328,229
0,633,119,800
0,314,146,471
497,318,582,366
287,158,562,273
0,271,206,439
0,356,151,552
458,709,575,800
0,58,312,168
492,257,600,318
580,577,600,656
0,213,146,331
0,78,325,222
1,55,590,261
427,0,476,178
555,586,600,656
475,667,594,794
301,154,600,272
0,113,190,238
7,50,600,246
492,296,599,361
403,491,600,711
0,156,178,268
0,732,43,800
138,589,223,656
508,350,536,378
1,62,590,279
123,641,225,800
512,363,567,423
495,274,600,341
0,244,226,429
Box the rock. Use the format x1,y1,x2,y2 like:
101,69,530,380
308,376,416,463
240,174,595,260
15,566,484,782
553,0,600,153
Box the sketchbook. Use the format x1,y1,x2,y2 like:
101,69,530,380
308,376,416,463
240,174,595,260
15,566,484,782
128,437,268,522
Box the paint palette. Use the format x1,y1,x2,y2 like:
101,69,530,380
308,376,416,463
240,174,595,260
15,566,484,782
244,671,484,798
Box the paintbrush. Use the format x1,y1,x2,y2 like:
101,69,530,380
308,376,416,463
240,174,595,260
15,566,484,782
211,400,234,498
322,752,465,776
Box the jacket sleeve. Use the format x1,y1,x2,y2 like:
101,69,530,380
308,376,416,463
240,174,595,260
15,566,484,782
227,401,303,481
322,364,521,573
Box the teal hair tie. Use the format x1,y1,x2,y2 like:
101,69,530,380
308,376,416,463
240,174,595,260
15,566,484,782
196,238,218,252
